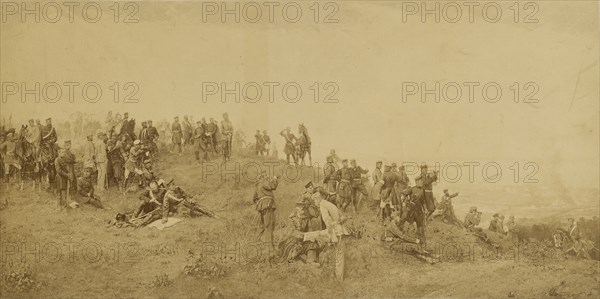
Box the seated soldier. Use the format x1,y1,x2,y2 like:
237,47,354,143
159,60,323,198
133,181,165,225
77,168,105,209
488,213,501,232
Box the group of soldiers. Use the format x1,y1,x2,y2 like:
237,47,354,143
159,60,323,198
168,114,234,163
254,130,272,156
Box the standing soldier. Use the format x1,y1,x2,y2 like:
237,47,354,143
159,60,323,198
0,133,21,187
206,118,218,154
397,165,410,193
323,156,338,195
82,135,96,173
171,116,183,155
138,121,148,143
54,148,70,211
120,112,131,138
279,127,297,165
182,115,193,148
107,134,125,190
415,163,438,218
63,140,77,194
335,159,353,211
262,130,271,156
254,175,279,257
349,159,369,213
40,118,58,190
220,113,234,161
380,163,398,222
95,132,108,192
210,118,221,154
193,120,206,164
371,161,383,210
146,120,160,157
254,130,265,156
124,140,144,191
329,149,342,168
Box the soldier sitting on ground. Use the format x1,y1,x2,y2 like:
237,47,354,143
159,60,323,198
76,168,106,209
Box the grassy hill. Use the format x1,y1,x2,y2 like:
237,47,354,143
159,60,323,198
0,150,598,298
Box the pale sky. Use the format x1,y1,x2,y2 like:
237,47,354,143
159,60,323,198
1,1,598,189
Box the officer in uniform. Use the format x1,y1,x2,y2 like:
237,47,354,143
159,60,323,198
371,161,383,209
335,159,353,211
323,156,338,195
62,140,77,193
171,116,183,155
349,159,369,213
182,115,193,147
193,120,206,164
380,163,398,222
146,120,160,157
415,163,438,218
220,113,234,160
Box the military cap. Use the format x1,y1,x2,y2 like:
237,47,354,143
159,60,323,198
376,161,382,164
342,159,348,162
443,189,448,192
391,163,397,167
420,163,428,169
64,140,71,144
492,213,499,218
124,112,129,116
326,156,333,162
469,206,477,212
46,118,52,121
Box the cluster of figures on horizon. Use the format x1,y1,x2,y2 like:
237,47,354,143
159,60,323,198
105,112,234,164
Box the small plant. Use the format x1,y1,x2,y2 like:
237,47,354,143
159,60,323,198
150,273,173,288
4,268,40,292
183,251,229,279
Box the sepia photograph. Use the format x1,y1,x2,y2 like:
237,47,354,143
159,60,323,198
0,1,599,298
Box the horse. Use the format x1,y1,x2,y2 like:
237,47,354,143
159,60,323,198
296,124,312,165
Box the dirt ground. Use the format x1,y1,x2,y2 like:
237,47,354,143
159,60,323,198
0,151,598,298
